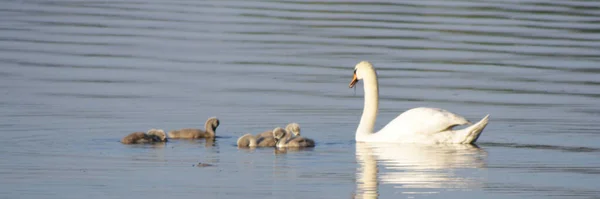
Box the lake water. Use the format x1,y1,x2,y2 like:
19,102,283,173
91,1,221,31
1,0,600,198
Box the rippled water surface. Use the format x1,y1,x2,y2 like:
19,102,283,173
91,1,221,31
1,0,600,198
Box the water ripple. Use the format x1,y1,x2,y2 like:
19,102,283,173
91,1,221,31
1,0,600,198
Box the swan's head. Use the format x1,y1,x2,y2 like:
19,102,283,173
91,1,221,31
349,61,374,88
272,127,287,140
205,117,220,131
147,129,168,142
285,123,301,136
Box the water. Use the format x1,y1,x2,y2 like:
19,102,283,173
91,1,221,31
1,0,600,198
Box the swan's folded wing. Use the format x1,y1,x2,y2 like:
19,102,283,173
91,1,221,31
378,107,471,137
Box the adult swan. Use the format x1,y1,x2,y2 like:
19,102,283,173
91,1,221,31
349,61,490,144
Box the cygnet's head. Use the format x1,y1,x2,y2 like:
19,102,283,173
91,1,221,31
272,127,287,140
285,123,301,136
147,129,167,142
205,117,220,130
349,61,375,88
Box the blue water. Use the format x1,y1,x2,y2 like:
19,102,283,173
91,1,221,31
1,0,599,198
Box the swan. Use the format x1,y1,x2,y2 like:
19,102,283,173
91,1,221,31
349,61,490,144
168,117,220,139
273,127,315,148
237,123,301,148
121,129,168,144
236,133,258,147
255,123,301,139
254,123,301,146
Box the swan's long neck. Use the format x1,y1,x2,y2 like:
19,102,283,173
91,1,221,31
248,136,257,147
205,123,216,137
284,131,293,140
276,136,289,147
356,69,379,141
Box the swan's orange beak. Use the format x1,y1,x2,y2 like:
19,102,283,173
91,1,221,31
349,73,358,88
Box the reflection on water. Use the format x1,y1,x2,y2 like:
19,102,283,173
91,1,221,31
1,0,600,198
356,143,379,199
273,147,315,155
355,143,487,198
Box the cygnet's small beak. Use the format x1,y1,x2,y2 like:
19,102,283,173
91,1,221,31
349,73,358,88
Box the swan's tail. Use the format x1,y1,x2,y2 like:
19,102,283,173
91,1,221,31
237,134,257,147
460,114,490,144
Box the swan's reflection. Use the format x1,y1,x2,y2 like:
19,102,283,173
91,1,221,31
355,143,487,198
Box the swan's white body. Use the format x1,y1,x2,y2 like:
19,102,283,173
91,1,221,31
350,61,489,144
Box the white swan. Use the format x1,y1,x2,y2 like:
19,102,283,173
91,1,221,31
349,61,490,144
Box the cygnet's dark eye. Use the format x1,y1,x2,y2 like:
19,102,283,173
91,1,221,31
353,69,357,74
